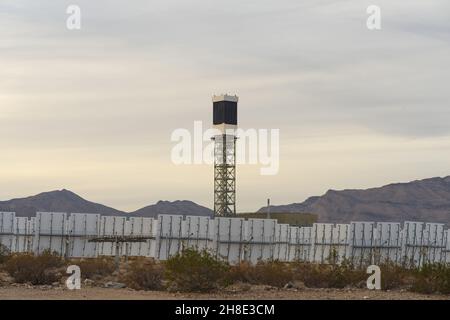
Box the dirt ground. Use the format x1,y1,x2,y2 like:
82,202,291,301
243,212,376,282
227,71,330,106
0,285,448,300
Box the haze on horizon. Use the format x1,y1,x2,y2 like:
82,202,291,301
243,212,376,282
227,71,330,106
1,0,450,212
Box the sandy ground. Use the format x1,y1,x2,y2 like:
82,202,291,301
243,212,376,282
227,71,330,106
0,286,448,300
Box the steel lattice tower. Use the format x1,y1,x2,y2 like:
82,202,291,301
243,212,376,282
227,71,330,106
212,95,238,217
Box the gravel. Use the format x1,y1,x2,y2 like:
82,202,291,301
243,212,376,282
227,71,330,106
0,286,448,300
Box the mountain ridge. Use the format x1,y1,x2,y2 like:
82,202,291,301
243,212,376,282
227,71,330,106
257,176,450,225
0,189,213,218
2,175,450,224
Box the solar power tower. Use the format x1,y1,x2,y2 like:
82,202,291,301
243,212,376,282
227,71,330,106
212,94,238,217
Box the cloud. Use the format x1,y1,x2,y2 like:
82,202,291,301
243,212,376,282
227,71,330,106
0,0,449,210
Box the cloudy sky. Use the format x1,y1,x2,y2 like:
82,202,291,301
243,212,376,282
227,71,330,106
1,0,449,212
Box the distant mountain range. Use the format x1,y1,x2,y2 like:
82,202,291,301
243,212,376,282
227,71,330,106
2,176,450,225
129,200,213,217
0,189,213,218
258,176,450,225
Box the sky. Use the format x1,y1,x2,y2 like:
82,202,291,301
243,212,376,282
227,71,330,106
1,0,450,212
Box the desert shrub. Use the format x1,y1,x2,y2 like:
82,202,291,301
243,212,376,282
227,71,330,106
411,263,450,294
228,260,294,288
292,263,327,288
330,262,366,288
4,250,64,285
165,248,229,292
326,247,340,265
121,258,163,290
226,261,254,283
74,257,115,279
379,261,411,290
294,260,412,290
0,244,10,265
293,261,366,289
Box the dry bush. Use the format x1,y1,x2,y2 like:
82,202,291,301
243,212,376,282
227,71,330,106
73,257,116,279
379,261,411,290
226,261,254,284
293,263,331,288
4,250,64,285
0,244,10,265
411,263,450,294
228,261,294,288
293,261,366,289
121,258,163,291
165,248,229,292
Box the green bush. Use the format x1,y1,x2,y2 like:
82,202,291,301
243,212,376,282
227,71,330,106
165,248,229,292
411,263,450,294
4,250,64,285
121,258,164,290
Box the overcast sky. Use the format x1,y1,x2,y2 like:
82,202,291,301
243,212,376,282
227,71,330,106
1,0,450,212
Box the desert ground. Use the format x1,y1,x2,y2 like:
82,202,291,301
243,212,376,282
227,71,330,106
0,284,448,300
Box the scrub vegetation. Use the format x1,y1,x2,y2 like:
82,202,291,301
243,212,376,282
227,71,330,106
0,248,449,295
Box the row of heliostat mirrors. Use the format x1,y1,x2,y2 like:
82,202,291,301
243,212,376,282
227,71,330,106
0,212,449,268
